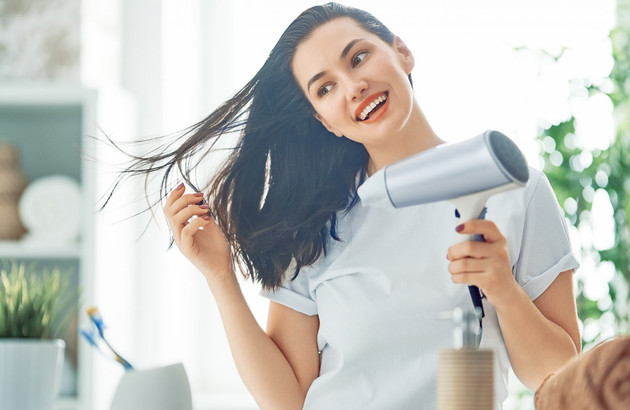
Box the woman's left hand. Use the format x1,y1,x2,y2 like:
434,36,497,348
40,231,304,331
446,220,519,308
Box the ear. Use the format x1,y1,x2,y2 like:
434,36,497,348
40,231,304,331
393,36,415,74
314,113,343,137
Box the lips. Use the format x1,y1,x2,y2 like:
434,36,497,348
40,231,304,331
355,91,389,122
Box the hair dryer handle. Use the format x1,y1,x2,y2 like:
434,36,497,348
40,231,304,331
450,194,491,334
450,193,491,243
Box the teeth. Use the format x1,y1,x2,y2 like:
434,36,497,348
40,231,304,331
359,94,387,120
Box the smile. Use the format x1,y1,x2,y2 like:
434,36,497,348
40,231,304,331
356,92,389,122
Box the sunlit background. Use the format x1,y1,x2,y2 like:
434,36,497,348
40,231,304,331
0,0,625,409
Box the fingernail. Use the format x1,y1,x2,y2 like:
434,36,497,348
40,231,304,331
193,192,204,197
176,182,185,190
199,204,209,209
201,214,212,221
455,224,464,232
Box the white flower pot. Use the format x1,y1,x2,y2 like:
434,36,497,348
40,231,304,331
111,363,193,410
0,338,65,410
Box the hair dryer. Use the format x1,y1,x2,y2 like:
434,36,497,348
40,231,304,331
358,130,529,334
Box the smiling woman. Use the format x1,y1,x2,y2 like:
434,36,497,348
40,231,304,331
290,16,437,173
102,3,582,410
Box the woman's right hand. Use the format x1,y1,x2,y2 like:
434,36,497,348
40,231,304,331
164,183,234,281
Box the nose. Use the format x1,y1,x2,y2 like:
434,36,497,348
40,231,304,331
344,76,368,101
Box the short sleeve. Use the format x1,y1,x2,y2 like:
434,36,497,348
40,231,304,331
514,170,580,300
260,268,318,316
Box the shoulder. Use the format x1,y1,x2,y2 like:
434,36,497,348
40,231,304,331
524,167,551,201
522,167,564,213
525,167,546,190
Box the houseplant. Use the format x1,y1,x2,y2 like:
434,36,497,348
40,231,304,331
0,260,79,410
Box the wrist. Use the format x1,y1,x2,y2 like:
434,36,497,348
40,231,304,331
205,267,239,292
491,282,529,314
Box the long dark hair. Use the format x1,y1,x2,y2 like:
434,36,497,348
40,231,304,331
109,3,398,290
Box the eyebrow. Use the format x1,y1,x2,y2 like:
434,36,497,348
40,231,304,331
306,38,364,93
341,38,363,59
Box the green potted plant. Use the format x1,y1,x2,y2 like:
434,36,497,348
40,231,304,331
0,260,79,410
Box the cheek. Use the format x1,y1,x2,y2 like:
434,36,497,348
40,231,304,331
315,99,345,125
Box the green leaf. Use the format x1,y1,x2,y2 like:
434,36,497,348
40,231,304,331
0,260,80,339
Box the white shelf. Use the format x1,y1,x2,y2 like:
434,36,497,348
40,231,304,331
0,240,81,259
0,83,97,410
0,83,89,106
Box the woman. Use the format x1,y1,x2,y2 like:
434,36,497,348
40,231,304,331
120,3,581,409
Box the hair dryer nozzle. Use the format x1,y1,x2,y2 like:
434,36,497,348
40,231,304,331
486,130,529,186
358,130,529,208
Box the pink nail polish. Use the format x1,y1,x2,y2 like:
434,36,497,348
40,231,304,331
455,224,465,232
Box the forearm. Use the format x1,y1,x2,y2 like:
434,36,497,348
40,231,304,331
494,286,579,390
206,273,305,410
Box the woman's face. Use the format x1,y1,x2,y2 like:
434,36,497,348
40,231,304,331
292,17,415,149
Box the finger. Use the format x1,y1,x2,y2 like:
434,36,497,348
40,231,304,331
168,192,206,214
180,214,213,249
455,219,505,243
164,192,207,223
170,204,211,228
447,241,492,261
164,182,186,209
448,257,486,276
449,262,514,301
182,214,213,235
449,271,480,286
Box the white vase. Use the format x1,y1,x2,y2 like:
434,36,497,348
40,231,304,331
0,338,65,410
110,363,193,410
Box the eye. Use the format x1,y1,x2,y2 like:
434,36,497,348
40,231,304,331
351,51,368,67
317,83,333,97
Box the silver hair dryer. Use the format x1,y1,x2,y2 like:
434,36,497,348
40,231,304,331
358,130,529,328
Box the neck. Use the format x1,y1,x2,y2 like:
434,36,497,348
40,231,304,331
365,101,444,176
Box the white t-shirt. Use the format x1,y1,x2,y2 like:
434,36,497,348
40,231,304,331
262,168,579,410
